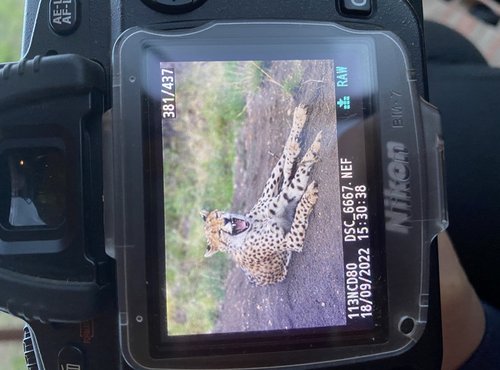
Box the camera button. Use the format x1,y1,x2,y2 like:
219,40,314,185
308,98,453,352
340,0,372,16
58,345,85,370
49,0,80,36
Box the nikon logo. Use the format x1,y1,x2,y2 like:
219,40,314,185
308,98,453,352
384,141,411,234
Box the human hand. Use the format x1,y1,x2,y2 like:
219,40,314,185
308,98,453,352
439,232,485,370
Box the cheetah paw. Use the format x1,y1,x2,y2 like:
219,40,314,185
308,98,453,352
302,131,322,163
304,181,319,206
310,131,322,154
292,104,308,131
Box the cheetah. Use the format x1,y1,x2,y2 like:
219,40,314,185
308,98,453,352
201,105,321,286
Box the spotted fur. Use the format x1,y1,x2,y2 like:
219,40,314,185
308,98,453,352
201,105,321,286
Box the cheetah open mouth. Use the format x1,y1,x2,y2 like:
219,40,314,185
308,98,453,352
227,217,250,235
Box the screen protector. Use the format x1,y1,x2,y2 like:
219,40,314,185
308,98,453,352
110,21,447,369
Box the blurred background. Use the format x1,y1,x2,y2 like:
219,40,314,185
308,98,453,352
0,2,32,369
0,0,498,368
423,0,500,66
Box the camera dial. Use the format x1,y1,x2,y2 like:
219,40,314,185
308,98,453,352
141,0,207,14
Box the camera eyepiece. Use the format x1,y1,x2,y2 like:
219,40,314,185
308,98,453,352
0,147,66,229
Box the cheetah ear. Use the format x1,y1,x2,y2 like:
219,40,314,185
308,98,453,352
200,210,209,221
204,245,217,258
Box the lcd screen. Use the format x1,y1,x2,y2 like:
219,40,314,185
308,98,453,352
143,41,385,356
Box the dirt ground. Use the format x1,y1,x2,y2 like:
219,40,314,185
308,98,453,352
214,60,346,333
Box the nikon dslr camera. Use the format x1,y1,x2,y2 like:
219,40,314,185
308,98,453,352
0,1,447,369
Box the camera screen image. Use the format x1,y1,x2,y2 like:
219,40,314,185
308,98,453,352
157,55,381,339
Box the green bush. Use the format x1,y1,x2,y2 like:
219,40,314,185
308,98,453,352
0,0,24,62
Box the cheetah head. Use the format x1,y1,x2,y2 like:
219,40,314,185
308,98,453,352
200,210,251,257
